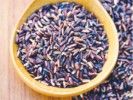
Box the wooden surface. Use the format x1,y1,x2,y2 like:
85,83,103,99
0,0,71,100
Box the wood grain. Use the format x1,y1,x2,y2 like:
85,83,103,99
0,0,71,100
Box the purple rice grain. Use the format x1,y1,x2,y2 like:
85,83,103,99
16,2,108,88
73,0,133,99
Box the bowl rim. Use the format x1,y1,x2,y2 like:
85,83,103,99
10,0,119,97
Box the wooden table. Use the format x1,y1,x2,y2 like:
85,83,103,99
0,0,71,99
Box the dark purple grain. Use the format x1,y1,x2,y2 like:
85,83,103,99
16,2,108,88
73,0,133,99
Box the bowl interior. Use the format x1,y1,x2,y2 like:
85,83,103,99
10,0,119,97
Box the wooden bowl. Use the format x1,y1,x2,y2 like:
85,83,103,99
10,0,119,97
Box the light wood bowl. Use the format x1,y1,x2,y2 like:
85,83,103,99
10,0,119,97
